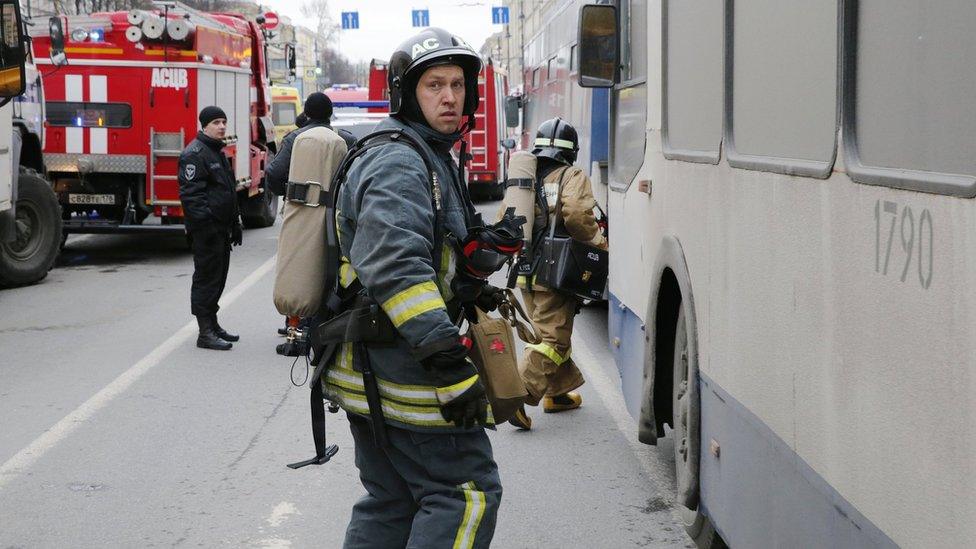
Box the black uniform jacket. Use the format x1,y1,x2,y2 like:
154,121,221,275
265,120,356,196
178,131,239,231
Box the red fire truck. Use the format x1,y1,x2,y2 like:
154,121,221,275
32,3,279,235
367,57,509,200
467,59,509,200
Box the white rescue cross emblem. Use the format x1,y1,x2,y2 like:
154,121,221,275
411,38,440,58
184,164,196,180
151,67,189,90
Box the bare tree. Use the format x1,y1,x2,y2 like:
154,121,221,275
300,0,335,45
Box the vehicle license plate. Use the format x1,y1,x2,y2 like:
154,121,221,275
68,193,115,205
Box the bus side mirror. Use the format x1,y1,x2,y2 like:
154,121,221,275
0,0,26,98
48,17,67,67
285,44,297,78
577,4,618,88
500,138,516,150
504,96,520,128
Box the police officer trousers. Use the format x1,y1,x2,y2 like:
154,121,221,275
189,225,231,317
343,413,502,549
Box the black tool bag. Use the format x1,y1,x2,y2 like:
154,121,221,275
534,170,608,300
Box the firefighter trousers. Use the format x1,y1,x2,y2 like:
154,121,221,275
518,287,585,406
343,413,502,549
189,225,231,318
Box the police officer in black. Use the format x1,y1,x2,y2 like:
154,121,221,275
178,105,243,351
265,92,355,196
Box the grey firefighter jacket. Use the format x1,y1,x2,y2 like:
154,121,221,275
177,131,239,232
325,116,491,433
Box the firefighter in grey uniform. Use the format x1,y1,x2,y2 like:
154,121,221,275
324,28,501,548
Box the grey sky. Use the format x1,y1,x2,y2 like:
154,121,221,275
260,0,505,63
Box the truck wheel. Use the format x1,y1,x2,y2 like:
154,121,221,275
0,171,62,286
240,190,278,229
671,306,726,549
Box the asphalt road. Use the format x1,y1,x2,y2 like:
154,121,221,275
0,201,693,548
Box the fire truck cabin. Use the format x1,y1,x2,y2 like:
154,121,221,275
33,4,278,234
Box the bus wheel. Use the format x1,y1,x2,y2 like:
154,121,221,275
672,306,725,548
241,190,278,229
0,171,62,287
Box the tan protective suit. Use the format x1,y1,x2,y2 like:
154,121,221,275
502,165,607,406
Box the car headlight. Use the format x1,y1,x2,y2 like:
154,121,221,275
70,27,89,42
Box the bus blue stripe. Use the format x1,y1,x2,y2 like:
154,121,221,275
699,372,898,548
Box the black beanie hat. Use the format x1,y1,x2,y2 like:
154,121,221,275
199,105,226,128
304,92,333,122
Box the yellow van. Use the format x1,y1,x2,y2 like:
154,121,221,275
270,85,302,145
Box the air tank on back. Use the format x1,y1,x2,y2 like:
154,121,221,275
500,150,537,243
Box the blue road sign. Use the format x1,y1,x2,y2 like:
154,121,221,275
491,6,509,25
341,11,359,30
412,9,429,28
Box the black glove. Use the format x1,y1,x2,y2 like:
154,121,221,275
475,284,505,313
420,341,489,429
230,222,243,246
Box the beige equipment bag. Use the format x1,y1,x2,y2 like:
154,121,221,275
466,290,541,422
273,127,348,318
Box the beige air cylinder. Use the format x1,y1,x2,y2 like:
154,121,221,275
273,127,348,318
501,150,537,242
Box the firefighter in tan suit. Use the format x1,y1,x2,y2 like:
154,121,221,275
506,118,607,430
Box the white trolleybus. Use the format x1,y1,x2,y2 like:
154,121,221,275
574,1,975,547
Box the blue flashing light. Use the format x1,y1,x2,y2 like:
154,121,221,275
89,28,104,42
75,116,82,126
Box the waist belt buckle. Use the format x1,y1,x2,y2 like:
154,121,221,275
285,180,325,207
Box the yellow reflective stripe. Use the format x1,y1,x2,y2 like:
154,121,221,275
438,243,456,302
328,384,496,427
453,481,487,549
326,385,453,426
526,342,570,365
339,260,358,288
435,374,479,404
323,345,496,427
327,364,440,406
382,281,446,327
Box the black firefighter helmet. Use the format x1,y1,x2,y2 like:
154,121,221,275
388,27,483,117
532,117,580,166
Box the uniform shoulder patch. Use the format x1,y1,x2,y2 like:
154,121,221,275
184,164,196,180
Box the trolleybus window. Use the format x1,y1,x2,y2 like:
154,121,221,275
609,0,648,192
726,0,837,178
46,101,132,128
569,44,577,73
843,0,976,197
662,0,723,164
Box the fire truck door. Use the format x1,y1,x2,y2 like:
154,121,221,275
199,69,249,181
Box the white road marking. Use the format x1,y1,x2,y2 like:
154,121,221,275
266,501,300,528
0,256,276,490
572,333,677,503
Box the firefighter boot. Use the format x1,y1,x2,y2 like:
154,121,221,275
543,392,582,413
196,316,232,351
211,314,239,342
507,405,532,430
